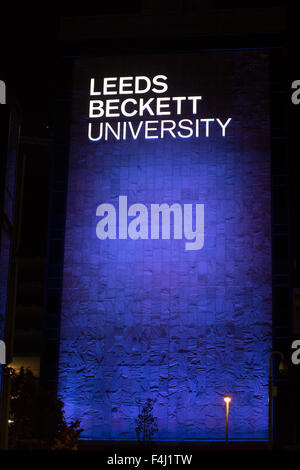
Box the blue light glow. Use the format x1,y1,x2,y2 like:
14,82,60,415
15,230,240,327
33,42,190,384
58,51,271,441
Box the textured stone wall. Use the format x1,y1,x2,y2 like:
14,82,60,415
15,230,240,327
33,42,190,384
58,51,271,440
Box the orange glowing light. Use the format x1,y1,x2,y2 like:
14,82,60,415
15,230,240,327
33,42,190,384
224,396,231,404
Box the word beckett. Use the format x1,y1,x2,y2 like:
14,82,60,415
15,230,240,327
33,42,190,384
96,196,204,251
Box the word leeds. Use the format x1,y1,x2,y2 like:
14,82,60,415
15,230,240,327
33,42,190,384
88,75,232,141
96,196,204,251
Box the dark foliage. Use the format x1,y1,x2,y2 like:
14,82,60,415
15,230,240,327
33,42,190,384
135,398,158,442
8,367,82,449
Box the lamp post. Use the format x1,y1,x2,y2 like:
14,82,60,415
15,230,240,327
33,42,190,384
224,396,231,443
268,351,288,447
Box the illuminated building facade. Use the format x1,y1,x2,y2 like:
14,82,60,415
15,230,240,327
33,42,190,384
41,5,294,443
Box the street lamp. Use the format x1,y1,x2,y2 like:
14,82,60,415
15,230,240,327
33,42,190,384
268,351,288,447
224,396,231,443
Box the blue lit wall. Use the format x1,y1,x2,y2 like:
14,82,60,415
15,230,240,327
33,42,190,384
58,51,272,440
